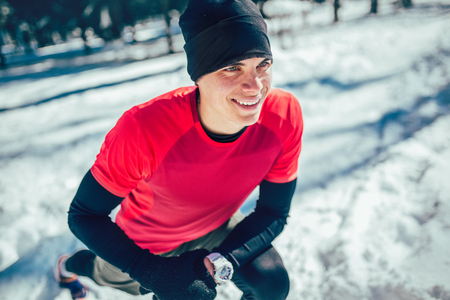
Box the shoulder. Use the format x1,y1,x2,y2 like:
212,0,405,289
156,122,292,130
109,86,197,147
133,86,196,117
260,88,303,131
124,86,196,127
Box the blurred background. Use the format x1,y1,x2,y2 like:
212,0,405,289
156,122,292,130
0,0,414,67
0,0,449,299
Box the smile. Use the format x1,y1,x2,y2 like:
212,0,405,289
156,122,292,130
233,99,260,106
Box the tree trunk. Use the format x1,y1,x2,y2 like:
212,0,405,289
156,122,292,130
0,53,5,68
159,0,174,54
0,37,5,68
401,0,413,8
370,0,378,14
107,0,124,40
334,0,340,23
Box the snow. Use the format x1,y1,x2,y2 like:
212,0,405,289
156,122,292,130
1,1,450,299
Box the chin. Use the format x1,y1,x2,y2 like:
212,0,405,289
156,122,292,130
240,114,261,127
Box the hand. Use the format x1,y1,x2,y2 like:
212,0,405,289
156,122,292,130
136,249,217,300
204,257,217,283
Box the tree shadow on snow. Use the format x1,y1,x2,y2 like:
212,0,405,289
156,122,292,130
281,73,398,92
0,127,109,161
312,83,450,143
0,40,185,86
0,64,184,114
294,82,450,192
0,233,85,300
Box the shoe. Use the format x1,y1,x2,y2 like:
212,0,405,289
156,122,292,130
55,254,87,300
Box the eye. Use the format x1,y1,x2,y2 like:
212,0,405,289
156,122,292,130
224,66,239,72
258,60,272,68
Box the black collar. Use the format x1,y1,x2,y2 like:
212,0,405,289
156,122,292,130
203,125,248,143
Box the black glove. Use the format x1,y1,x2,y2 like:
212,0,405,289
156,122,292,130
136,249,217,300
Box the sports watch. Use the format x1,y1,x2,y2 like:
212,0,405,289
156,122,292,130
205,252,234,285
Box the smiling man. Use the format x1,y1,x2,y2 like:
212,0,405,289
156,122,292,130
55,0,303,300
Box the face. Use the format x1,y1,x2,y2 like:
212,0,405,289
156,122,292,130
196,57,272,135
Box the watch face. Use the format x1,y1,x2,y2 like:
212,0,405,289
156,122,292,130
208,253,234,284
218,265,232,280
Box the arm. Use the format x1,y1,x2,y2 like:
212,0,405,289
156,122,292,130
214,178,296,268
68,170,152,278
68,170,216,299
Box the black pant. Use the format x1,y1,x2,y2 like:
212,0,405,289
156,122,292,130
232,246,290,300
66,245,289,300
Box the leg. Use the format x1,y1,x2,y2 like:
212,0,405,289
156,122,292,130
232,246,290,300
65,249,142,296
65,249,96,278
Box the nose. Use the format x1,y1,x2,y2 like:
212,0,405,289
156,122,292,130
241,69,263,94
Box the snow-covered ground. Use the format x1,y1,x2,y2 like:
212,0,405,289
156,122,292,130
1,1,450,299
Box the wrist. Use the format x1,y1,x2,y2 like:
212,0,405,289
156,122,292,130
205,252,234,285
212,247,239,269
128,250,159,282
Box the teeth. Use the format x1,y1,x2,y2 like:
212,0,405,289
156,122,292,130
235,99,259,106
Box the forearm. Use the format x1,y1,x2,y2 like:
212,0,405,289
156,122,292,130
215,210,286,268
215,179,296,268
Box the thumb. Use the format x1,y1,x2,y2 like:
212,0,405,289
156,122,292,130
193,256,216,288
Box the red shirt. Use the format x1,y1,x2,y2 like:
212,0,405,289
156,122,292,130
91,86,303,254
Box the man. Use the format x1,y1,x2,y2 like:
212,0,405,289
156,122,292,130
55,0,303,299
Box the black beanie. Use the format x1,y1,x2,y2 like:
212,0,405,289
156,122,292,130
179,0,272,82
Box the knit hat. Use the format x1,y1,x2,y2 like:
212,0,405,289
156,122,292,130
179,0,272,82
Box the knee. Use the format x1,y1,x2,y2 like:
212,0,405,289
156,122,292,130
235,252,290,300
65,249,96,277
258,246,290,300
258,262,290,300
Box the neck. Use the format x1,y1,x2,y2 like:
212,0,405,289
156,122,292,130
196,90,245,135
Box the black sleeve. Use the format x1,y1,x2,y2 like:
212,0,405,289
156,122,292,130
68,170,153,280
214,178,297,268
